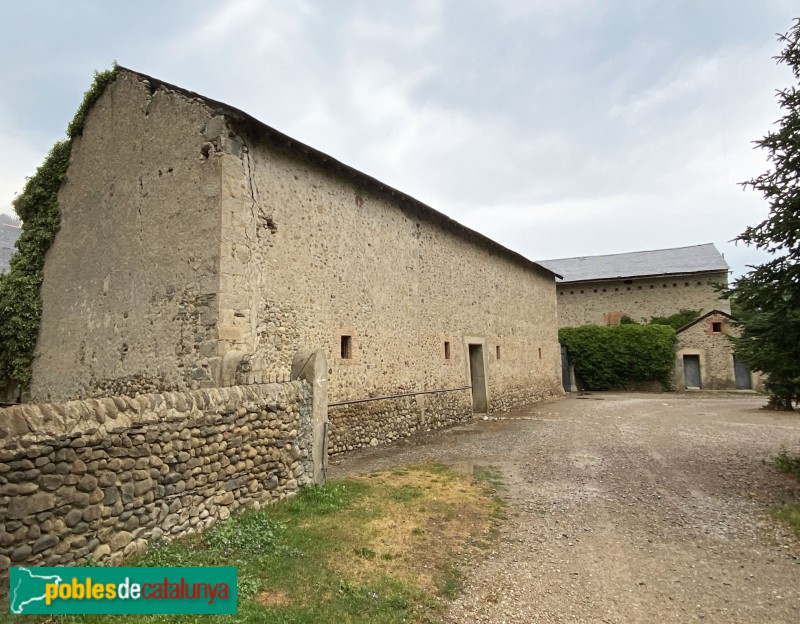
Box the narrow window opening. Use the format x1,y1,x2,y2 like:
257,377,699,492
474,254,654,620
340,335,352,359
538,347,542,360
496,345,501,360
711,322,722,333
444,341,451,360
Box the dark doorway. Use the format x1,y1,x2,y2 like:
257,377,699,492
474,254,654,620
468,344,488,413
560,343,571,392
683,354,701,388
734,357,752,389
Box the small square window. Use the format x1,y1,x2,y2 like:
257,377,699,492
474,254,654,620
496,345,501,360
340,335,352,359
712,322,722,333
444,341,451,360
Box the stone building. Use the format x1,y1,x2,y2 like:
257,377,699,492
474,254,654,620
28,68,563,451
673,310,760,391
538,244,762,393
537,244,731,328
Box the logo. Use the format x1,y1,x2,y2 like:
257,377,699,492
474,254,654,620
9,567,237,615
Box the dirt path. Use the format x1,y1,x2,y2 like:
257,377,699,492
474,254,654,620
328,392,800,623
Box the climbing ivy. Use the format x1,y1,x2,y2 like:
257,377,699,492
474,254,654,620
559,324,677,391
649,308,702,330
0,65,119,394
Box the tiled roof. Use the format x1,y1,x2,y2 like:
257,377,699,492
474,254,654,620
537,244,729,283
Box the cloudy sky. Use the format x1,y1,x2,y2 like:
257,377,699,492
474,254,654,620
1,1,797,278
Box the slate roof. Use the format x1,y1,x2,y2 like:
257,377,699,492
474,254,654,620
0,214,21,274
537,244,729,284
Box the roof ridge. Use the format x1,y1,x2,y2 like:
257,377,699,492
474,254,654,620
113,67,558,280
539,243,717,264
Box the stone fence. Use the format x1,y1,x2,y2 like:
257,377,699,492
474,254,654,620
0,358,329,589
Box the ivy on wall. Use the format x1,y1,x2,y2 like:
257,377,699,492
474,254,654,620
648,309,702,330
559,324,677,391
0,66,118,394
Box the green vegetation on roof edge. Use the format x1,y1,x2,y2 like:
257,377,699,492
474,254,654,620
0,64,119,394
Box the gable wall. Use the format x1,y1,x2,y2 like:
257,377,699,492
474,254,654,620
674,313,739,390
31,74,224,401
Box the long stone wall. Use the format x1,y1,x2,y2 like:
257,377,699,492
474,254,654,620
0,381,313,584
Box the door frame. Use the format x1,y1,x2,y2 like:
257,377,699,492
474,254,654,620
463,336,489,413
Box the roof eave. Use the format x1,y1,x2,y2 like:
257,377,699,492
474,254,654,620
115,66,558,282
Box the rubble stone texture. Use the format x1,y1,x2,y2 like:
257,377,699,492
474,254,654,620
0,381,312,585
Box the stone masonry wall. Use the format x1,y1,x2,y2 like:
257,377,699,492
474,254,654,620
0,381,312,585
328,391,472,454
31,72,224,402
207,119,563,455
556,273,731,328
674,314,738,390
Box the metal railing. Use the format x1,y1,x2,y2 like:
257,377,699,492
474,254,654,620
329,385,471,408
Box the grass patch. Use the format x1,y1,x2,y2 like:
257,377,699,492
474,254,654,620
773,449,800,481
472,465,507,520
770,503,800,537
7,463,502,624
769,449,800,537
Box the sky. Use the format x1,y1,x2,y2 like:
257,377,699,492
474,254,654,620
0,1,797,279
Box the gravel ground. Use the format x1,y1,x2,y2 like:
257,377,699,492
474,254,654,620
329,392,800,623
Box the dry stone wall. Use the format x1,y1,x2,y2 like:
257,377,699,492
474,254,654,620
0,381,312,584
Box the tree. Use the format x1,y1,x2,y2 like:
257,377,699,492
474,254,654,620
728,18,800,410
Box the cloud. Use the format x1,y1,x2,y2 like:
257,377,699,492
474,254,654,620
0,0,795,282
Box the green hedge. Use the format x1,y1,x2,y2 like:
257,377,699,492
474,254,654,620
559,324,677,390
0,66,118,393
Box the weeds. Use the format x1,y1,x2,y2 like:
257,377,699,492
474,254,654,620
773,449,800,480
9,465,501,624
769,449,800,537
770,503,800,537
